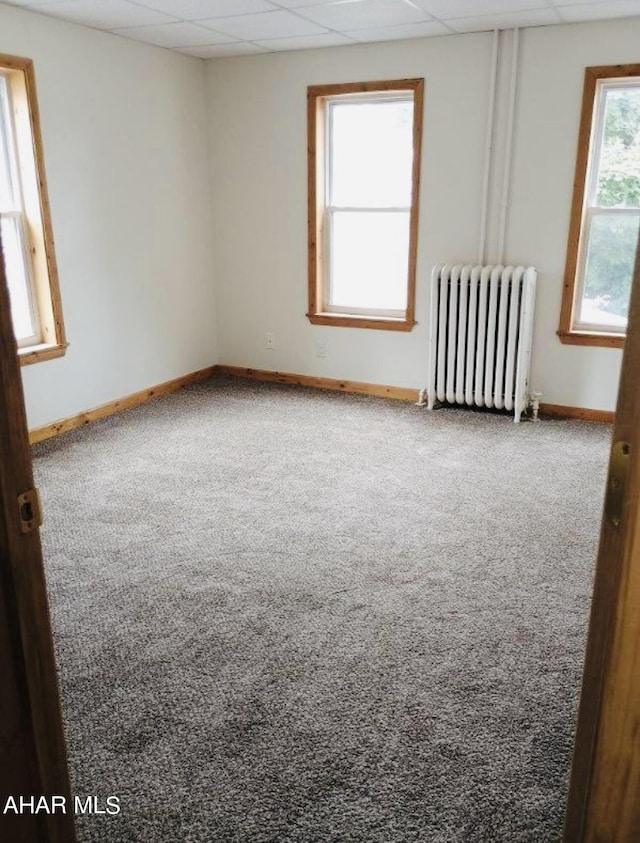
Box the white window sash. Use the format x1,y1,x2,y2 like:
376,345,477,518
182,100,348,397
573,208,639,334
325,93,414,209
1,210,41,347
322,206,410,316
586,79,640,208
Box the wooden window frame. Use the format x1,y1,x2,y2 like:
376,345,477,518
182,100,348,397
0,53,66,366
559,64,640,350
307,78,423,332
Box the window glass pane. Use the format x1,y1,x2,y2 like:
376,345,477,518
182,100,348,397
1,214,36,341
579,211,639,329
329,211,409,311
0,76,17,212
595,85,640,208
329,98,414,208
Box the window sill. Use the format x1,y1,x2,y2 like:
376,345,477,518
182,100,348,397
18,342,68,366
557,330,624,349
307,313,416,332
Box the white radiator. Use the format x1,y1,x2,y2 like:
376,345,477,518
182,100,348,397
423,264,537,423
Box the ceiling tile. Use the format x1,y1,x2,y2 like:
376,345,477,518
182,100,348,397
254,31,355,48
296,0,430,30
270,0,357,6
177,42,270,57
6,0,640,57
557,0,640,20
199,9,327,38
1,0,74,6
346,19,451,40
552,0,627,5
134,0,277,19
27,0,177,29
111,21,236,46
447,7,561,32
412,0,548,18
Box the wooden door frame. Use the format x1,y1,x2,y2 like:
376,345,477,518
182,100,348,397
564,241,640,841
0,241,75,839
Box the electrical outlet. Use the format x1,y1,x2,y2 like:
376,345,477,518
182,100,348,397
316,340,327,359
265,332,275,350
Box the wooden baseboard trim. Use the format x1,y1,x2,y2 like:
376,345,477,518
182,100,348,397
218,367,616,422
215,365,420,403
29,366,216,445
28,365,614,444
539,402,614,424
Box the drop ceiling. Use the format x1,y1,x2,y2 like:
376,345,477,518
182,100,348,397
3,0,640,58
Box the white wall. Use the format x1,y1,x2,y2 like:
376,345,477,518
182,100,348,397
3,8,635,423
206,17,640,412
0,4,218,429
510,19,636,411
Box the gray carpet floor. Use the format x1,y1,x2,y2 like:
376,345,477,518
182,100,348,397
32,376,611,843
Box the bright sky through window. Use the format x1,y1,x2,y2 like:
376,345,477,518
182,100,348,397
0,72,39,345
326,96,413,315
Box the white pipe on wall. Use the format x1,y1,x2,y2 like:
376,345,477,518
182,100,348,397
497,28,520,264
478,29,500,266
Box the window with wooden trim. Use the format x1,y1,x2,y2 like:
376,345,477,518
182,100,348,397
0,54,65,365
560,65,640,349
307,79,423,331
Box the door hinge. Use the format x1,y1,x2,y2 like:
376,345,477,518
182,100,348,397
17,488,43,534
605,441,630,529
